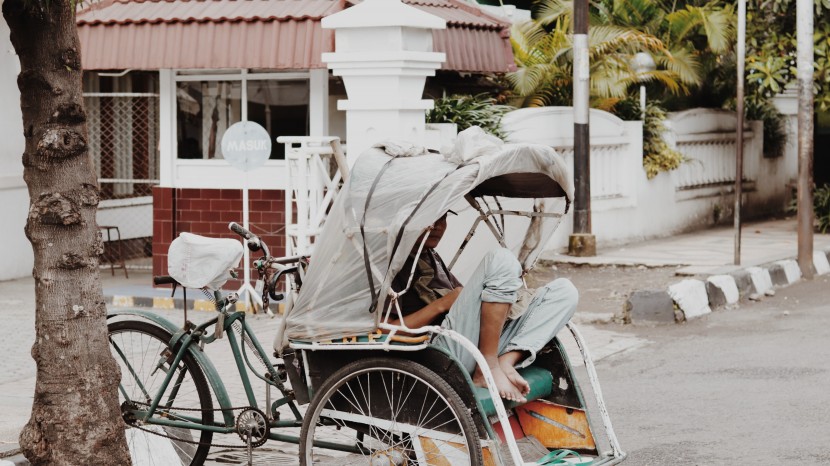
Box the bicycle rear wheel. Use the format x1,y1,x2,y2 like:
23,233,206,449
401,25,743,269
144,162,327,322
300,357,482,465
108,320,214,466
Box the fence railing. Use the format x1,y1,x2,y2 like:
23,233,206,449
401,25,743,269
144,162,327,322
501,107,643,204
497,106,788,250
85,93,160,269
666,109,760,191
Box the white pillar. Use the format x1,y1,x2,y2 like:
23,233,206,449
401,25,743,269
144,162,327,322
158,69,176,187
321,0,446,163
309,69,330,137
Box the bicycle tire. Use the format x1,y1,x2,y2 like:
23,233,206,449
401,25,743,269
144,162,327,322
299,357,483,465
108,320,214,466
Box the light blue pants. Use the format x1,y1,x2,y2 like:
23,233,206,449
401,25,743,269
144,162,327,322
434,248,578,374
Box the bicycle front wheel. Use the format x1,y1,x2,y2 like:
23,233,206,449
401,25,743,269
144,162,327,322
108,320,214,466
300,357,482,465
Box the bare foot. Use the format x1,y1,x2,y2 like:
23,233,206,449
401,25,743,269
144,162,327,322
499,361,530,396
473,365,527,403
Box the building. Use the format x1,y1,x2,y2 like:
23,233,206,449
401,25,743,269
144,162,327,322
69,0,515,281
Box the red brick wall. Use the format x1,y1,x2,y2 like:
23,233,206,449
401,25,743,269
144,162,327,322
152,187,286,289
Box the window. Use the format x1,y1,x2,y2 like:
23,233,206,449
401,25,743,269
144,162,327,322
176,80,242,160
175,71,309,160
246,80,309,159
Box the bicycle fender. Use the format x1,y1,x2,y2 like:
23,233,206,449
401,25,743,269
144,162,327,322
107,310,236,426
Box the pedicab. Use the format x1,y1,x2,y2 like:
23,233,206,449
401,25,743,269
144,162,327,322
276,130,626,465
106,129,625,466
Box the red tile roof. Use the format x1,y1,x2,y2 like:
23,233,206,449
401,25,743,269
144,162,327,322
76,0,515,73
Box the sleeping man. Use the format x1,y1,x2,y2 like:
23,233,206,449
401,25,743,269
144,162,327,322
389,212,579,403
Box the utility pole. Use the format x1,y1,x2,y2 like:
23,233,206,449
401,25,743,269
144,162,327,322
796,0,815,278
734,0,746,265
568,0,596,256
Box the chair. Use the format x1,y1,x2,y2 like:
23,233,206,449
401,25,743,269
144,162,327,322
99,225,128,278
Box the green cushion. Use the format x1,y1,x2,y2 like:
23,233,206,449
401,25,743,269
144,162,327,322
474,366,553,417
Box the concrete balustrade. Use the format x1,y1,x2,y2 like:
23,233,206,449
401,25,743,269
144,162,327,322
498,106,795,253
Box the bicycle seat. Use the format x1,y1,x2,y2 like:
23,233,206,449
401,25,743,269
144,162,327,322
168,233,243,290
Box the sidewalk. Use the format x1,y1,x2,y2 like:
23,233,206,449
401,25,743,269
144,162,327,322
542,217,830,274
533,217,830,323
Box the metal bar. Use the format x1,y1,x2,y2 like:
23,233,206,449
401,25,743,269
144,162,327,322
797,0,815,278
572,0,591,235
734,0,746,266
225,329,260,408
173,71,310,82
488,210,563,219
266,431,363,453
98,178,160,184
110,340,151,402
145,335,193,420
143,416,235,434
82,92,159,97
566,323,625,460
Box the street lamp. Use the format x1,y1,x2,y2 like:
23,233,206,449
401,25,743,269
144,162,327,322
631,52,656,118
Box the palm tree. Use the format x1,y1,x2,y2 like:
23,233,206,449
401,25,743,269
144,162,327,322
509,0,735,107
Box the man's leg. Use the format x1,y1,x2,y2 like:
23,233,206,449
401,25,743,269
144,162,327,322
472,301,526,402
434,248,525,400
497,278,579,371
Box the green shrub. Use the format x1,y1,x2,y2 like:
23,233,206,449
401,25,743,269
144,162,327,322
612,99,686,179
643,103,686,179
787,184,830,233
814,184,830,234
745,98,787,158
426,94,513,139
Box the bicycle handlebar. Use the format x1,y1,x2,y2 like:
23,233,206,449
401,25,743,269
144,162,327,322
153,275,179,286
228,222,253,240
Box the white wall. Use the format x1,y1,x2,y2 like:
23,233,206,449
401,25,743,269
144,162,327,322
0,17,33,281
499,107,788,253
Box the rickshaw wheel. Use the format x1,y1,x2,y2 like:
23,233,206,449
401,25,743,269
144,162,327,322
299,357,483,466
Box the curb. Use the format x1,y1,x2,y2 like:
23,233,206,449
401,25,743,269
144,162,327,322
0,445,28,466
105,294,285,314
624,249,830,324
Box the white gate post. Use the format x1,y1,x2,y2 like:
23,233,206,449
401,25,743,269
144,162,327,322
321,0,446,163
278,137,347,256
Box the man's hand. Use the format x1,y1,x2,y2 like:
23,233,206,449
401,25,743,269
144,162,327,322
435,286,463,313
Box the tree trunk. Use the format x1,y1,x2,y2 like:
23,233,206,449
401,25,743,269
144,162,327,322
2,1,132,464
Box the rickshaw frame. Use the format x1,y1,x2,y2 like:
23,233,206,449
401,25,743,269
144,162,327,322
107,139,627,465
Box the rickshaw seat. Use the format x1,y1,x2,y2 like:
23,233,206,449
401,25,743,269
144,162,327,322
289,331,430,346
474,366,553,417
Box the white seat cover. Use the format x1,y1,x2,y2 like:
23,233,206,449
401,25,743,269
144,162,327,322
167,233,244,290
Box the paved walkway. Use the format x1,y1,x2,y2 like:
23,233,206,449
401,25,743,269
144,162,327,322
543,217,830,275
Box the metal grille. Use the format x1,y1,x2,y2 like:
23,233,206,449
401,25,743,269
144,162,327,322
85,93,160,270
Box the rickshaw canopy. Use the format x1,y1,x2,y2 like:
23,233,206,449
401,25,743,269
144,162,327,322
278,128,574,345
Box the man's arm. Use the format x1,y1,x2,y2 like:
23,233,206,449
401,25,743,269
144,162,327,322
388,287,462,330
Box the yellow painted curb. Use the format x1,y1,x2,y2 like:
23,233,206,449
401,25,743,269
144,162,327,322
193,299,215,312
112,296,134,307
153,297,175,310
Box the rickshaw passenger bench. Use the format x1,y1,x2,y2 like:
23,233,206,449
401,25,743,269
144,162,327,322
473,365,553,417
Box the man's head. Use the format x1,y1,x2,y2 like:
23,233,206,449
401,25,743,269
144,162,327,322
424,213,448,249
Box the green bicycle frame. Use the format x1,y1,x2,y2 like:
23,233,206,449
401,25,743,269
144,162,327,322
107,306,303,433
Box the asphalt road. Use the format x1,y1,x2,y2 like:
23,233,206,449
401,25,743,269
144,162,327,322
595,275,830,465
2,273,828,465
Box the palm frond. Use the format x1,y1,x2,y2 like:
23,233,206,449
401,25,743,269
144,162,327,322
535,0,573,26
656,47,702,86
588,25,666,58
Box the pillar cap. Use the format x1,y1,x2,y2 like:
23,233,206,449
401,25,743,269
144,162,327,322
322,0,447,30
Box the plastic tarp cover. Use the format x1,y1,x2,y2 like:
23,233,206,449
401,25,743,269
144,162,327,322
279,135,573,347
167,233,244,290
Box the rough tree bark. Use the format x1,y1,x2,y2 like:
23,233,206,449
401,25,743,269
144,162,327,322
2,1,132,464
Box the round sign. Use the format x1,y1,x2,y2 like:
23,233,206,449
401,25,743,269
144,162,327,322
221,121,272,172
